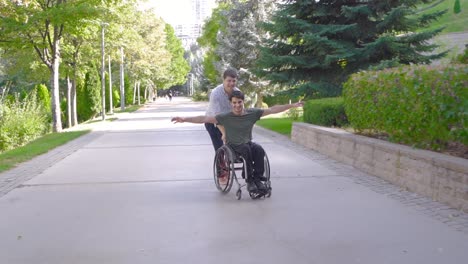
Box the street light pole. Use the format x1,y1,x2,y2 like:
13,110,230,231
120,46,125,111
100,22,109,120
108,55,113,115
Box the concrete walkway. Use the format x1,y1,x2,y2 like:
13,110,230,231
0,97,467,264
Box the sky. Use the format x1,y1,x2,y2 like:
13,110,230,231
139,0,216,26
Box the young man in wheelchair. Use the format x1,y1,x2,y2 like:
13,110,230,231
171,90,303,194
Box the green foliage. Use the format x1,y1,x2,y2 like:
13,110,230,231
202,50,221,84
454,46,468,64
158,24,190,89
77,69,101,122
192,91,209,102
197,4,230,84
0,92,49,152
257,0,446,97
112,88,120,108
303,97,348,127
454,0,462,14
124,76,133,106
343,64,468,149
34,84,51,112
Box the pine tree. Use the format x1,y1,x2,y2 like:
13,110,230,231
256,0,447,98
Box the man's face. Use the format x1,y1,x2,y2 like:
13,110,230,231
230,97,244,115
223,76,237,90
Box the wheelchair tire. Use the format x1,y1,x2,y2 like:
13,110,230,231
213,145,235,193
263,152,272,197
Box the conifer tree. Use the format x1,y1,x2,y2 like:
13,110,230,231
256,0,447,97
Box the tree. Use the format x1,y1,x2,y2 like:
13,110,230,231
197,3,230,84
215,0,276,107
0,0,106,132
256,0,447,98
156,24,190,89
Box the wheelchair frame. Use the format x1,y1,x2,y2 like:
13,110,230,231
213,144,271,200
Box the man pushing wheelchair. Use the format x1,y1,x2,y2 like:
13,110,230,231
172,90,303,197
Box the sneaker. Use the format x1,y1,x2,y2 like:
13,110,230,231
247,181,258,193
257,175,268,182
254,180,268,193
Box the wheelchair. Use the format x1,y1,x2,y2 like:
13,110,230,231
213,144,271,200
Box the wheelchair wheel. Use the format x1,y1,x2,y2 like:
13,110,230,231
264,152,272,197
213,145,235,193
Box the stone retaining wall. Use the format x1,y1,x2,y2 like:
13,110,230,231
291,122,468,213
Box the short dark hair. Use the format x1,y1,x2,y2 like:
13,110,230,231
229,90,244,101
223,68,238,79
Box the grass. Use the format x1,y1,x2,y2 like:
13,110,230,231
0,130,90,173
419,0,468,33
113,105,141,113
256,117,301,136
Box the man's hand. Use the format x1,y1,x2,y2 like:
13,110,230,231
171,117,185,123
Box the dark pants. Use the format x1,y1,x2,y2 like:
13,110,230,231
205,123,223,151
230,142,265,182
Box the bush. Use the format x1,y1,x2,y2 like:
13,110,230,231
303,97,348,127
0,92,49,152
35,84,50,112
77,70,101,122
454,0,461,14
192,91,208,101
343,64,468,149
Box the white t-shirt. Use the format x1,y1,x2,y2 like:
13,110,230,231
205,84,240,116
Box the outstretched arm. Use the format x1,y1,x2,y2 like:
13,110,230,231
171,115,217,124
262,101,304,117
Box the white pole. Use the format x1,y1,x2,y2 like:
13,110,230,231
120,46,125,110
108,55,113,114
100,24,106,120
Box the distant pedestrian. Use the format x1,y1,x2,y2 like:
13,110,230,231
168,90,173,101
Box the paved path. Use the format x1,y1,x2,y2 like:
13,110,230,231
0,97,467,264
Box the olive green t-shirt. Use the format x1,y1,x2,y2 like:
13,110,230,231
215,108,264,146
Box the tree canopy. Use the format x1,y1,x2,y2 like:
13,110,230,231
255,0,446,98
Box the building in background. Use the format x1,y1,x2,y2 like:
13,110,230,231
173,0,216,49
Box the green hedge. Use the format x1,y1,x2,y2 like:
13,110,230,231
303,97,348,127
343,64,468,149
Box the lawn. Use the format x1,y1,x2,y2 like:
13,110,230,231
419,0,468,33
256,117,300,136
0,131,89,173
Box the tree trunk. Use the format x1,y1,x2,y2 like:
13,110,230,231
255,91,264,108
50,51,62,132
66,75,72,128
137,81,140,105
133,82,137,105
71,72,78,126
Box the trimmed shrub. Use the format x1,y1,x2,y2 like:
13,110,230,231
303,97,348,127
454,0,461,14
77,70,101,122
34,84,50,112
343,64,468,149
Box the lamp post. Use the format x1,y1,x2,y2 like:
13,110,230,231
100,22,109,120
108,55,113,115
